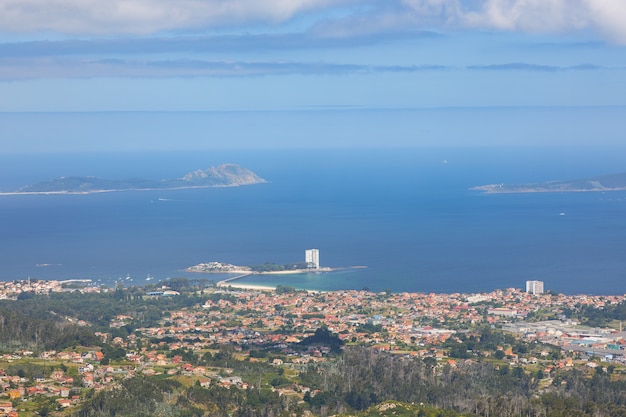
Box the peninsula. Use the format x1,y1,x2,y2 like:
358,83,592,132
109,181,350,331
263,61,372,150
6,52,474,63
471,171,626,194
1,163,266,195
186,261,335,276
186,260,366,289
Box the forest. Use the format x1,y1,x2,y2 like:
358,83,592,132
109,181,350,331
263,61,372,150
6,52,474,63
0,285,229,350
66,345,626,417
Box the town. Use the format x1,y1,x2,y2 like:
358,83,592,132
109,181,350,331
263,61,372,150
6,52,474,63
0,277,626,416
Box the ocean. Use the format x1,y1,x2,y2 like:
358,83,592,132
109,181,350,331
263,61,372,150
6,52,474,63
1,147,626,295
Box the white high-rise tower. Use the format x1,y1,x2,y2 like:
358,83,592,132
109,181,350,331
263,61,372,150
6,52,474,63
305,249,320,269
526,280,544,295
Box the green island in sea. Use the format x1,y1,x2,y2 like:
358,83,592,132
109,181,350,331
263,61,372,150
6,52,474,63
471,171,626,194
0,164,266,195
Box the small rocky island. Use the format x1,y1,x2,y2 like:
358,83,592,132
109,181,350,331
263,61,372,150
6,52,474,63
471,172,626,194
2,164,266,195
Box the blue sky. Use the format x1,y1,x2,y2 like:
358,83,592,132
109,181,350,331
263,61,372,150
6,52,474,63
1,0,625,151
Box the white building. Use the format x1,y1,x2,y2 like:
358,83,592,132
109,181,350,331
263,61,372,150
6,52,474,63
305,249,320,269
526,280,544,295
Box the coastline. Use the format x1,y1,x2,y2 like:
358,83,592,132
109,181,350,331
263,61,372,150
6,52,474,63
219,282,277,291
470,185,626,194
209,266,368,290
189,265,366,277
0,182,267,196
259,267,333,275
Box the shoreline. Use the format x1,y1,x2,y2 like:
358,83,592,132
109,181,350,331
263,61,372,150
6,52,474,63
470,185,626,194
210,266,368,289
259,267,333,275
190,265,366,276
219,282,277,291
3,276,624,297
0,182,268,196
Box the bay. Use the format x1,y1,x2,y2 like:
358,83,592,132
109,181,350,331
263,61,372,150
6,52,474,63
1,147,626,294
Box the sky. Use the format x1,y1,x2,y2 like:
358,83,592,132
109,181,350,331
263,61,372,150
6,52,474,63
1,0,625,151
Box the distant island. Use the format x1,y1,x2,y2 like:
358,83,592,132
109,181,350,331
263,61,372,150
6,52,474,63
471,172,626,194
1,164,267,195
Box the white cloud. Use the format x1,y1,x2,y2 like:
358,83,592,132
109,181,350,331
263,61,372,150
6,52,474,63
318,0,626,44
0,0,353,35
401,0,463,24
403,0,626,44
583,0,626,44
379,0,626,44
461,0,588,33
0,0,625,44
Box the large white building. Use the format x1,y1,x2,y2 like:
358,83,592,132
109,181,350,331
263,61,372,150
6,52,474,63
526,280,544,295
305,249,320,269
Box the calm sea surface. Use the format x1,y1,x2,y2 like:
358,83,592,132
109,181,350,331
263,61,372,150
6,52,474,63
1,148,626,294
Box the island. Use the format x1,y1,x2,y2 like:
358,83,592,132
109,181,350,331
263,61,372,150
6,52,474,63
471,171,626,194
0,163,266,195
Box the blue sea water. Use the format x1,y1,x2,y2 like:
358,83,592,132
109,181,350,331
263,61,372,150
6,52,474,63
1,147,626,295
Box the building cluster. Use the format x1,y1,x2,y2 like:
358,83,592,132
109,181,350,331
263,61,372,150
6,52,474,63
134,286,626,361
0,279,101,299
0,350,128,416
505,320,626,362
1,277,626,415
186,262,251,273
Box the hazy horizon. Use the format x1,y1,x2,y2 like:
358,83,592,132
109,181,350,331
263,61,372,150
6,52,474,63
1,1,625,154
2,106,626,153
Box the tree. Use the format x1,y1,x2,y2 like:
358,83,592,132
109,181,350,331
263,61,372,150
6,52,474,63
423,357,437,369
299,326,344,353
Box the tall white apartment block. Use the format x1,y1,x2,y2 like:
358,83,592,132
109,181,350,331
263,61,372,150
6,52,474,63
526,280,544,295
305,249,320,269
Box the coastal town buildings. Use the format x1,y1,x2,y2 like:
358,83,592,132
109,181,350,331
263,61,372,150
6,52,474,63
2,278,626,415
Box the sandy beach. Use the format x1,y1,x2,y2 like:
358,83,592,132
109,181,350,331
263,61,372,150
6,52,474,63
217,282,277,291
212,265,368,290
258,267,333,275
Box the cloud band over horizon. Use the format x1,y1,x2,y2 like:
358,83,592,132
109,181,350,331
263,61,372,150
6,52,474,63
1,0,624,113
0,56,621,81
0,0,625,44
